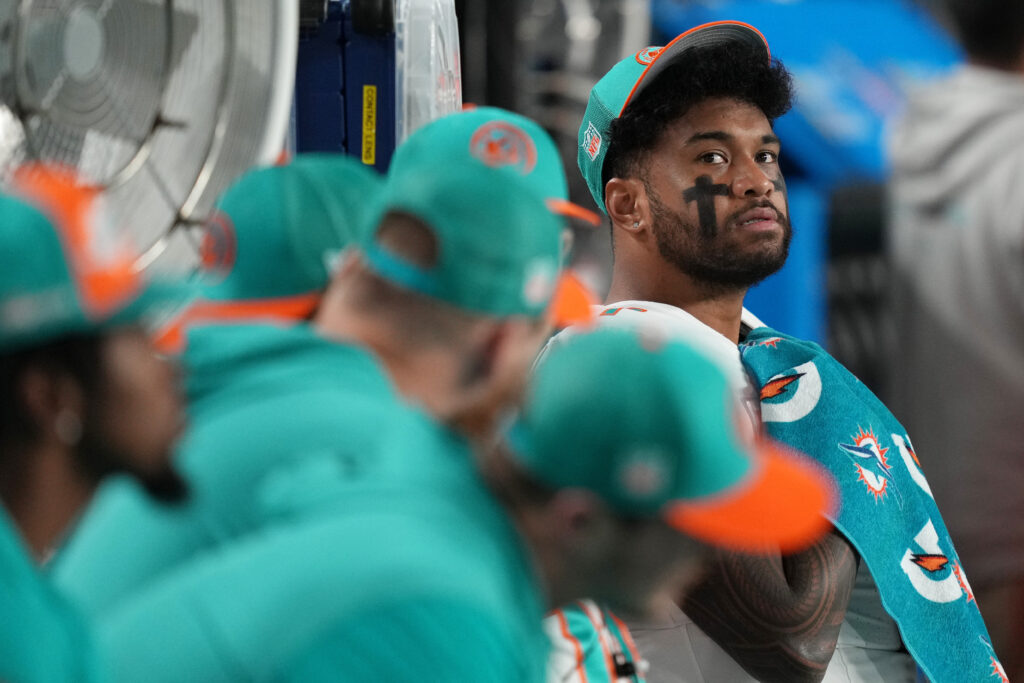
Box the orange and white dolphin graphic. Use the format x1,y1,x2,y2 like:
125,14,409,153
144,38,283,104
759,362,822,423
892,433,932,497
900,519,963,603
839,427,900,504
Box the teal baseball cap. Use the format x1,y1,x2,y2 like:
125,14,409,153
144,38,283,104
194,153,384,319
362,154,564,318
392,107,600,226
509,328,835,553
578,21,771,210
0,165,191,353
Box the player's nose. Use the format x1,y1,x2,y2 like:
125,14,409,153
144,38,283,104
731,159,774,198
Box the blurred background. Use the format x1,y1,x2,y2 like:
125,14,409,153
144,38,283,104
0,0,965,399
446,0,962,399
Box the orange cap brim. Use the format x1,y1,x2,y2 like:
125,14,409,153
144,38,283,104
153,293,321,354
546,198,602,227
664,441,836,554
12,163,143,318
547,269,598,329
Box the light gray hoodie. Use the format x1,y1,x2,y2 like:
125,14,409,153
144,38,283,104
887,64,1024,586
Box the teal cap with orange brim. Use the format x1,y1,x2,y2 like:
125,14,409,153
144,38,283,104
578,21,771,210
373,109,598,326
362,155,565,319
194,153,385,319
392,106,601,228
152,154,384,351
0,165,192,353
509,327,836,553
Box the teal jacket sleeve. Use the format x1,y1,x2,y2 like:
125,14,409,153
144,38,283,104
51,478,212,615
101,565,541,683
98,506,543,682
282,598,540,682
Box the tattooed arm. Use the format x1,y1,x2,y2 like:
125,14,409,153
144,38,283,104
681,528,858,683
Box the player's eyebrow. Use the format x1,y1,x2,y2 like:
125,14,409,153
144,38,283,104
685,131,732,145
684,132,782,146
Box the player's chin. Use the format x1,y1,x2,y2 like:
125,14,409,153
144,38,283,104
134,461,190,503
734,241,789,278
728,232,787,262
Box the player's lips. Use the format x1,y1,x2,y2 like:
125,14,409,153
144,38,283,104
733,206,782,232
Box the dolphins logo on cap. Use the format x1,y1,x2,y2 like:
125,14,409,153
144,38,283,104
199,210,237,281
470,122,537,175
635,46,662,65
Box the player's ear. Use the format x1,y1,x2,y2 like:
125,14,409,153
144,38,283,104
19,365,84,441
604,177,648,236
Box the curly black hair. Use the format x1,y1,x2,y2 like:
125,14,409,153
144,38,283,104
602,41,795,188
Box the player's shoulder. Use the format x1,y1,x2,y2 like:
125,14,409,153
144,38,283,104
182,321,320,401
0,515,101,682
544,300,697,348
100,508,526,678
185,321,366,374
185,321,392,410
185,319,309,357
595,300,708,333
284,596,546,682
540,300,748,371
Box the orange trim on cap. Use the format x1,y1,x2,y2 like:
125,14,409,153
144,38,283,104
664,441,836,554
546,198,602,227
547,270,597,329
152,292,321,354
189,293,321,323
11,164,141,318
619,21,772,116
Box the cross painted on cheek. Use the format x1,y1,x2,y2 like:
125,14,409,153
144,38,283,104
682,175,730,239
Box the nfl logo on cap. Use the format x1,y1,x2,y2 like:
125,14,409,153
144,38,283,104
582,122,602,161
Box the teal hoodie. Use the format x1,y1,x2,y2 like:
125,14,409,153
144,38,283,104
53,322,405,614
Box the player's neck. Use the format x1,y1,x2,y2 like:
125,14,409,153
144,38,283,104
607,259,747,344
485,478,571,610
372,342,466,422
0,442,95,560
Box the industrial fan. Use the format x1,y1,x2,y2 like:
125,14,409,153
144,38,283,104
0,0,298,273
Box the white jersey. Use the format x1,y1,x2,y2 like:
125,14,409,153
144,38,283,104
546,300,913,683
540,301,762,439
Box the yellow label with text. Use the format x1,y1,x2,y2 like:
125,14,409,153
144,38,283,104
361,85,377,165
